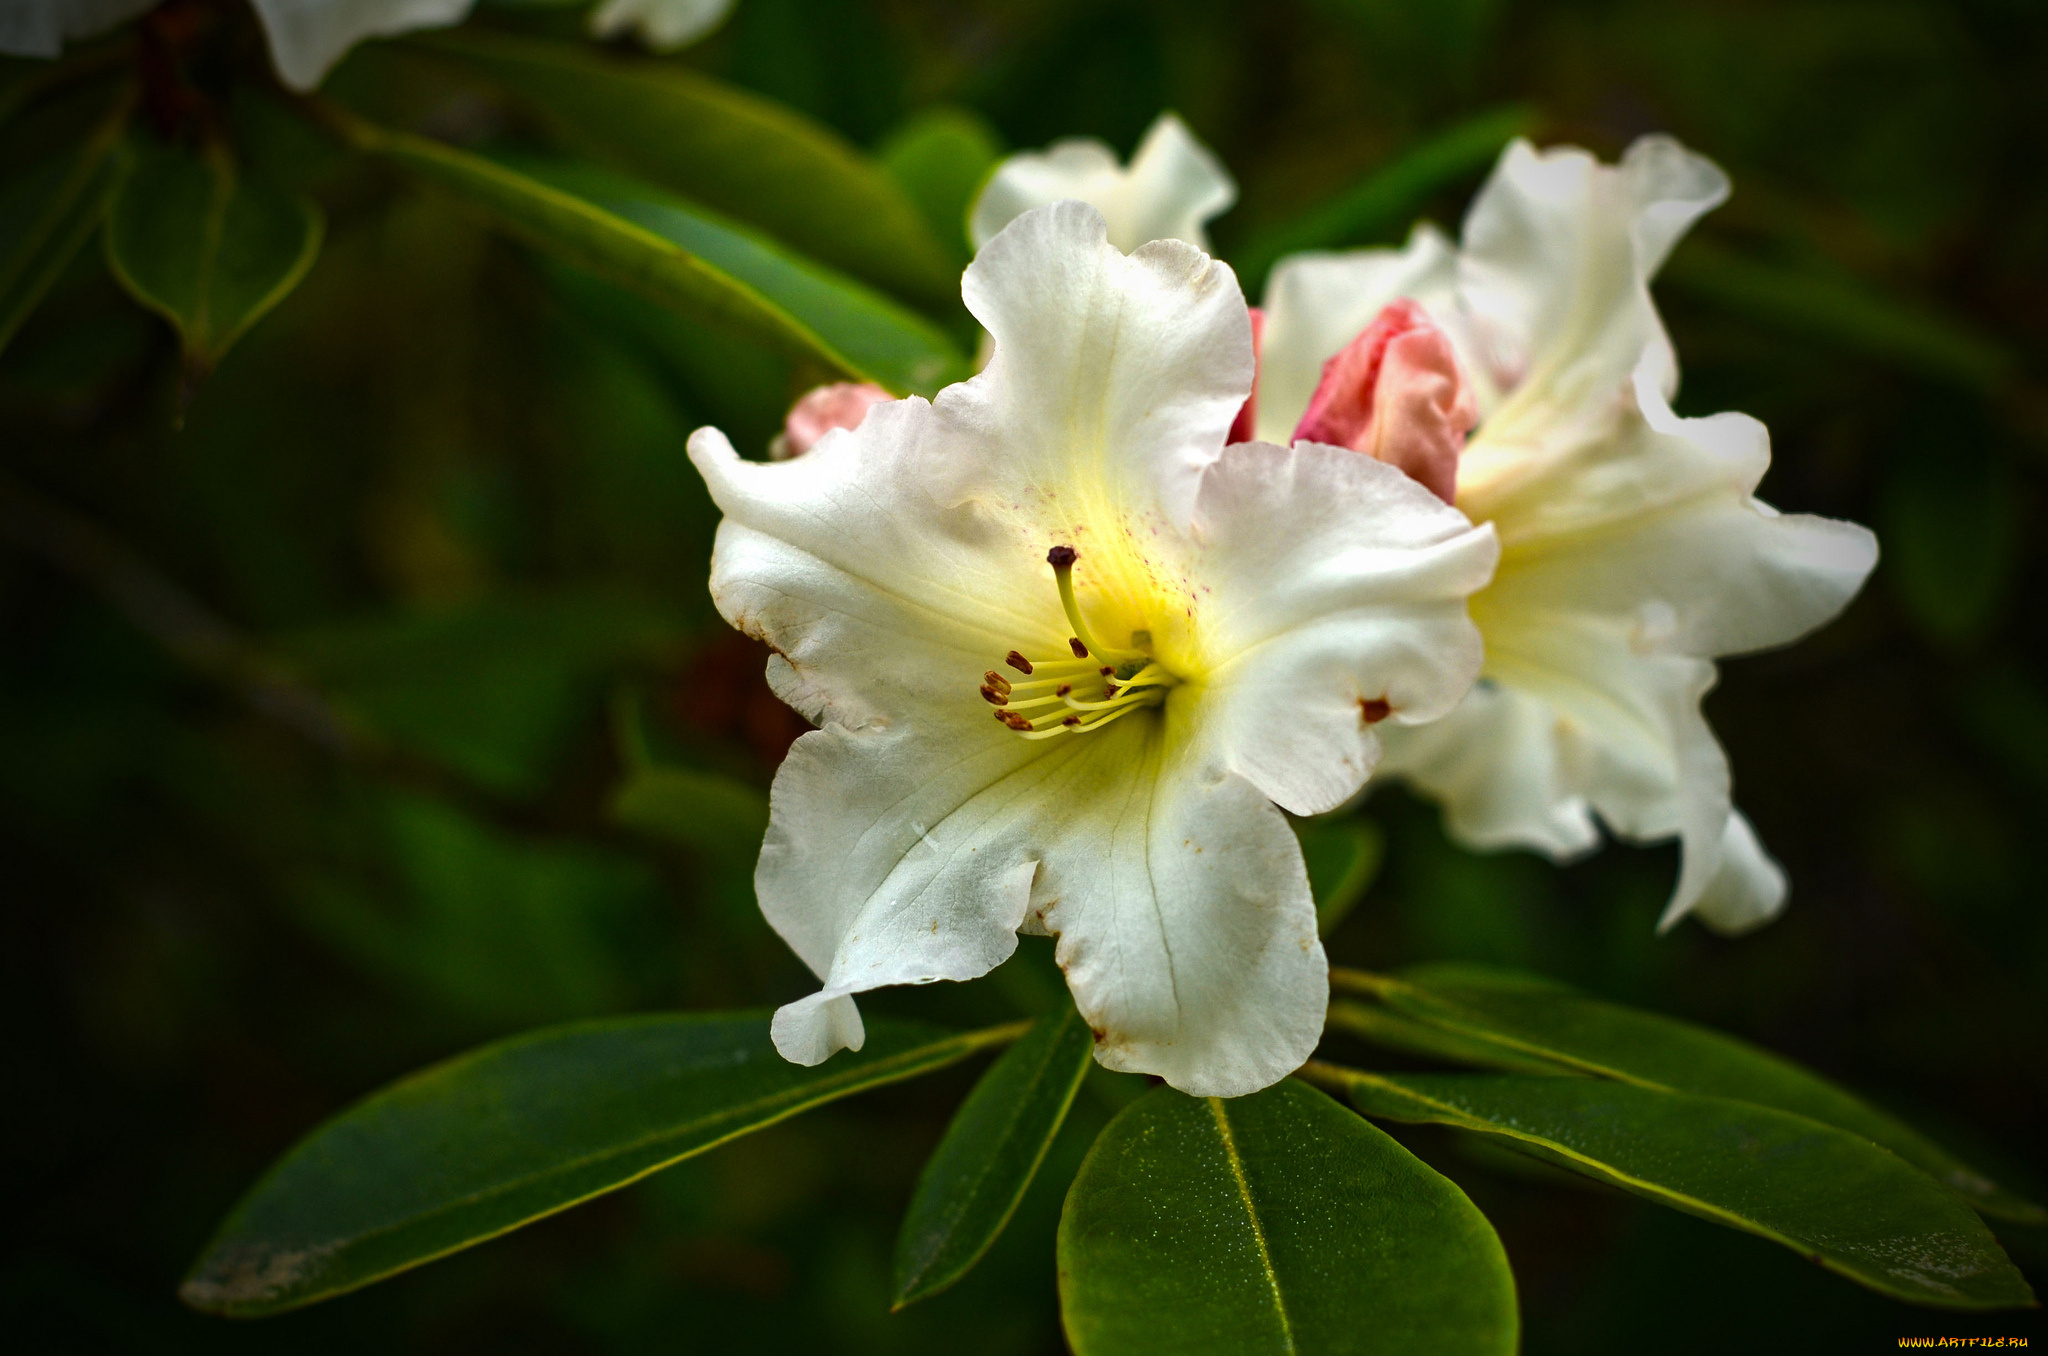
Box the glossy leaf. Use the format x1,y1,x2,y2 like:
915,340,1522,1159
1295,815,1384,937
0,86,128,354
1232,104,1534,291
181,1014,1024,1317
1058,1079,1518,1356
330,108,954,394
1338,1070,2034,1310
1336,964,2044,1223
403,27,960,309
878,107,1003,264
511,156,968,395
103,137,323,375
894,1006,1094,1308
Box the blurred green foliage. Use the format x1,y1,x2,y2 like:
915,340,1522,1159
4,0,2046,1351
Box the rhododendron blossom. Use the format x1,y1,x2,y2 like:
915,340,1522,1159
689,203,1498,1095
1258,137,1878,933
973,129,1879,933
969,113,1235,256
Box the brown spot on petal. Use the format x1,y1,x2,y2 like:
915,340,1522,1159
1091,1026,1108,1044
1360,697,1392,723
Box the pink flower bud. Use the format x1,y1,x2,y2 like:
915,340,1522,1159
1291,299,1477,503
1227,306,1265,445
770,382,895,460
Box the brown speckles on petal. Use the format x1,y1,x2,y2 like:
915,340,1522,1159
1360,696,1393,723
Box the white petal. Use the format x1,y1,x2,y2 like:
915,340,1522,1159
771,991,866,1066
1037,713,1327,1097
960,200,1254,529
1459,135,1726,440
250,0,474,92
1185,440,1497,815
1375,680,1601,859
2,0,157,56
587,0,732,50
968,113,1236,254
1680,810,1787,935
1253,223,1463,444
1472,356,1878,660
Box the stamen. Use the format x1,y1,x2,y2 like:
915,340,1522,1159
982,545,1180,740
980,685,1008,706
983,670,1013,695
1069,638,1089,658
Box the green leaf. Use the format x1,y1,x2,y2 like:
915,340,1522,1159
1231,104,1534,292
609,764,769,857
1295,815,1384,937
511,156,969,395
0,85,128,355
180,1013,1025,1317
330,107,959,394
102,136,323,376
402,27,960,310
1337,1071,2035,1311
1057,1080,1518,1356
894,1006,1094,1308
1336,965,2045,1223
1662,237,2015,393
878,107,1004,264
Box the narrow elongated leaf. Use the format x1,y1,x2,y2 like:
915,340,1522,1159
1294,815,1384,937
894,1007,1094,1308
878,107,1003,264
402,28,960,309
1058,1080,1517,1356
102,137,322,374
1232,104,1533,291
0,86,128,354
181,1014,1023,1317
327,108,950,393
511,157,968,394
1338,1071,2034,1310
1663,237,2014,393
1337,964,2044,1223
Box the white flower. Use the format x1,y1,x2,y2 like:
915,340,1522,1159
249,0,474,91
587,0,733,51
689,202,1498,1095
0,0,155,58
969,112,1236,255
2,0,731,92
1257,137,1879,933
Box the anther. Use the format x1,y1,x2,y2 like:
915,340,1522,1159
1056,684,1072,696
1069,638,1089,658
1062,716,1081,727
1103,682,1119,699
980,685,1008,706
1006,651,1033,675
1099,666,1113,676
983,670,1013,695
997,710,1033,730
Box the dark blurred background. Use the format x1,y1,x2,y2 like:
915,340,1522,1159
4,0,2046,1350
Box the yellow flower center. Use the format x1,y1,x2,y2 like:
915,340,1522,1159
979,545,1180,740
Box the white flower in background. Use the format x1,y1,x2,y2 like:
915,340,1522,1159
1253,137,1878,934
588,0,733,51
248,0,472,91
690,202,1498,1096
0,0,154,58
2,0,732,92
969,112,1236,255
